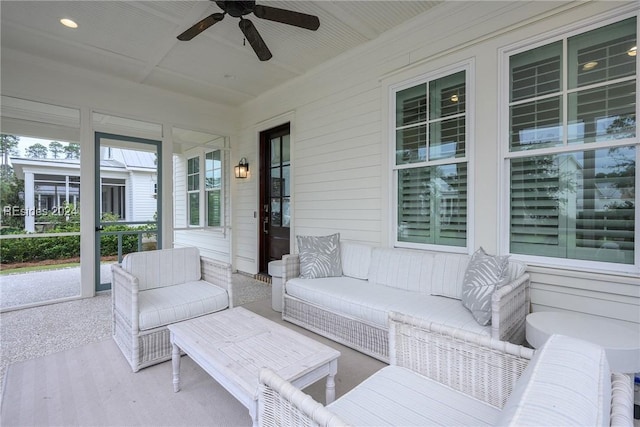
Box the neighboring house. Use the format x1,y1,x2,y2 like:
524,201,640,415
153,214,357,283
11,147,157,232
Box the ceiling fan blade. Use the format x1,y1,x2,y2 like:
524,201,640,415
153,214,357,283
253,5,320,31
177,13,225,41
238,19,272,61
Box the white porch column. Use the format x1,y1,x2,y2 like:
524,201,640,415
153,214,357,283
79,106,95,298
24,171,35,232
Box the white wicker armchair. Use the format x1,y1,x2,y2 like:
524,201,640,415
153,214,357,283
111,247,233,372
258,312,635,426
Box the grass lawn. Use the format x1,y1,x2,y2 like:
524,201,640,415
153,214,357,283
0,261,81,275
0,256,116,275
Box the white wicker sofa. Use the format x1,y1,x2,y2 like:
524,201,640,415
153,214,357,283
259,312,635,427
282,241,529,362
111,246,232,372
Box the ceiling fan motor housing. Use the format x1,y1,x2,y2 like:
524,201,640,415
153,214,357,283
215,1,256,18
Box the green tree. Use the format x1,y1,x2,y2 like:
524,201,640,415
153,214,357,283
0,166,25,230
25,143,48,159
49,141,64,159
0,134,20,170
64,143,80,159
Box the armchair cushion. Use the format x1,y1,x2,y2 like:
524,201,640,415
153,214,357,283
138,280,229,331
327,365,501,426
497,334,611,426
121,246,201,290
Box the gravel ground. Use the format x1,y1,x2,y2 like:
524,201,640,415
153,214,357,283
0,270,271,400
0,264,114,309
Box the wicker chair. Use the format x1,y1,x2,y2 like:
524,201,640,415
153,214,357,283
258,312,635,426
111,247,233,372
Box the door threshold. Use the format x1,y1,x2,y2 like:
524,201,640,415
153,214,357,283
254,273,272,284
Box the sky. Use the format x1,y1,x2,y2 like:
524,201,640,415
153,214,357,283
10,136,76,164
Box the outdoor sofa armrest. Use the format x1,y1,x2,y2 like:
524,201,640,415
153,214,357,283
200,256,234,308
258,367,349,427
281,254,300,284
111,263,140,333
491,273,530,344
388,311,534,409
610,373,635,427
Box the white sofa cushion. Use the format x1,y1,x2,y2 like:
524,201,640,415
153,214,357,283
122,247,201,291
328,365,501,426
286,277,490,336
429,253,470,299
340,242,372,280
497,334,611,426
367,248,435,294
138,280,229,330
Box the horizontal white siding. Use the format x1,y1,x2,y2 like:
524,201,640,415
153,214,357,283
530,267,640,328
129,172,156,222
174,229,230,263
235,0,640,325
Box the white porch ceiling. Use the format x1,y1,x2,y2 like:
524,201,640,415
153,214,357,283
1,1,442,107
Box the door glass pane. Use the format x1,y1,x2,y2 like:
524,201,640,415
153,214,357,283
282,165,290,197
271,137,281,165
282,135,290,163
271,198,281,225
282,198,290,227
271,167,281,196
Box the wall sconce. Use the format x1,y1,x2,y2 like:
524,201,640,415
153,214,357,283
235,157,249,179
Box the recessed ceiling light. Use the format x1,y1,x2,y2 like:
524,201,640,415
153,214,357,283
582,61,598,71
628,46,637,57
60,18,78,29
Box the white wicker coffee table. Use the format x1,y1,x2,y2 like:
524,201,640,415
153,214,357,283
168,307,340,426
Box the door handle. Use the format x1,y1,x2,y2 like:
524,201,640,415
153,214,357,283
263,217,269,234
95,226,104,232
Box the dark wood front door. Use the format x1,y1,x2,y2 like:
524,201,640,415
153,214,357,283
259,123,291,273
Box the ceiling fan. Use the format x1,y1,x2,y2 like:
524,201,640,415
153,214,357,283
177,0,320,61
